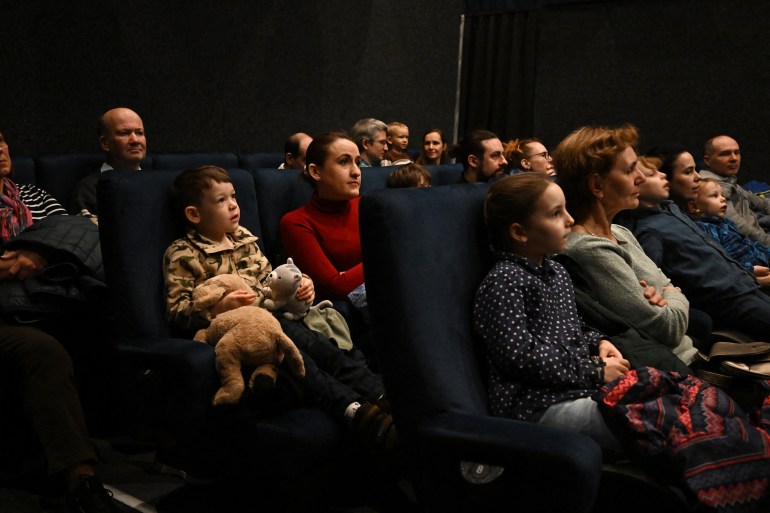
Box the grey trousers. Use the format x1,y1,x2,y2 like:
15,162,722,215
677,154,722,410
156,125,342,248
538,397,622,451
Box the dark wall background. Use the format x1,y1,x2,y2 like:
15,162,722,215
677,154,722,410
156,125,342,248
533,0,770,182
3,0,769,183
1,1,465,156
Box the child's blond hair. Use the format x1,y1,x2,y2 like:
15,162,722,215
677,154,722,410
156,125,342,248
387,121,408,136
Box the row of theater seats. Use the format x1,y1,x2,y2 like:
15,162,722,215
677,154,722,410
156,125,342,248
87,162,475,510
12,150,463,218
10,150,681,511
12,151,281,211
93,165,685,512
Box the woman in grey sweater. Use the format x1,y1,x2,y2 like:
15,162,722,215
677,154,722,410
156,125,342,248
554,125,698,366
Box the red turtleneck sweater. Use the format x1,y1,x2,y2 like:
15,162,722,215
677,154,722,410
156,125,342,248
280,194,364,300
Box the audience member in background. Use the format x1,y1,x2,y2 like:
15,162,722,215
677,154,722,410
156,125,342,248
70,107,147,223
387,163,431,188
503,138,556,177
279,132,312,170
350,118,388,168
615,147,770,341
453,129,508,184
415,128,449,166
0,131,66,222
698,135,770,245
556,125,698,365
163,165,394,449
381,122,412,166
474,172,627,450
687,177,770,286
647,146,701,210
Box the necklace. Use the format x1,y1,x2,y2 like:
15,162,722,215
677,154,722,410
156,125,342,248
580,224,616,243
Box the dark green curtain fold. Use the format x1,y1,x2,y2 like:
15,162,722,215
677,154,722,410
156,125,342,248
458,11,538,140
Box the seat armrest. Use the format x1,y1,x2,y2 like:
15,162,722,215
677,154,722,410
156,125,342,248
417,411,601,512
117,336,219,431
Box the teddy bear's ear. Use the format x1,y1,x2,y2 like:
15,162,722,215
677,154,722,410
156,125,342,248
287,257,294,265
193,283,227,309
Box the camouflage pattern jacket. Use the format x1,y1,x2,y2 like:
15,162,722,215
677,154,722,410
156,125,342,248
163,226,272,332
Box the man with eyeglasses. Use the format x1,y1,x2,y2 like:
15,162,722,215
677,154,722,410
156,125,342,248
351,118,388,167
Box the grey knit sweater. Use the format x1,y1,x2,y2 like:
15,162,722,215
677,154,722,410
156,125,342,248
563,225,698,365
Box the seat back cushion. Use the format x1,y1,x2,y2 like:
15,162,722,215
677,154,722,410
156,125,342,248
11,156,36,186
151,152,238,171
250,168,314,265
238,152,285,171
35,153,107,211
360,183,494,431
427,163,464,186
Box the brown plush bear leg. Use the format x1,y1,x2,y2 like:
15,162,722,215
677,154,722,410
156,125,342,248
213,347,245,406
249,364,278,393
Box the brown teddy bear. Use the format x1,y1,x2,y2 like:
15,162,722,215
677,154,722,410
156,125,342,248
192,274,306,406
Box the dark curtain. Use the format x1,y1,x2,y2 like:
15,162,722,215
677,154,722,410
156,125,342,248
458,11,538,140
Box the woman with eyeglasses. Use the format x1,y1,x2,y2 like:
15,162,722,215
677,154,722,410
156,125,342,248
503,138,556,177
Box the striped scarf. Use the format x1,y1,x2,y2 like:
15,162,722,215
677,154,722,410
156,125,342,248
0,178,33,243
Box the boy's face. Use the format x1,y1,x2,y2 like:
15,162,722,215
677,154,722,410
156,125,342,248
187,180,240,242
637,163,669,208
388,127,409,151
695,181,727,218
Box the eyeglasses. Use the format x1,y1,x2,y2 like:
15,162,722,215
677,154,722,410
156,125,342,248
524,151,551,160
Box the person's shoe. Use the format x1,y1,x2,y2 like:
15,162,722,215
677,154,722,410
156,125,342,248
350,402,399,453
67,475,121,513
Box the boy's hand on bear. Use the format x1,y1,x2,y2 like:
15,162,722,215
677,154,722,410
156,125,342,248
296,276,315,305
212,290,257,317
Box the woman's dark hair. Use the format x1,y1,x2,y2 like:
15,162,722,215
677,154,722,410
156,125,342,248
552,124,638,224
303,130,355,186
644,146,689,181
484,173,552,252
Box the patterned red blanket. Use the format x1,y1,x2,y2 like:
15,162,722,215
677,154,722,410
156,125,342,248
599,367,770,512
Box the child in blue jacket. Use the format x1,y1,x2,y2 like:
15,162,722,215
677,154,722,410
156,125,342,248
689,178,770,287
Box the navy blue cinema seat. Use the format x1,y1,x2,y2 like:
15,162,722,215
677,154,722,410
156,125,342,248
97,168,342,495
359,184,603,512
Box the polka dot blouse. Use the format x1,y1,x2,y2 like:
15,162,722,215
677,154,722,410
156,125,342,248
473,252,605,421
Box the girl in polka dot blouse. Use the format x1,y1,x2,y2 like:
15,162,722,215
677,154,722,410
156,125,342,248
473,173,630,450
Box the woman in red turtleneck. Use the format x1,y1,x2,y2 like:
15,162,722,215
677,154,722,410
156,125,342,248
280,131,365,302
